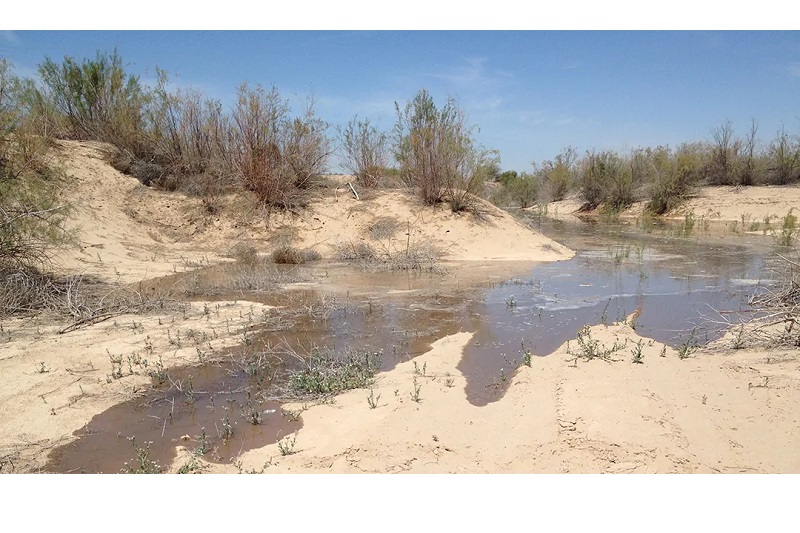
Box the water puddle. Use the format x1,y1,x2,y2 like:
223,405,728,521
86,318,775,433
46,217,781,471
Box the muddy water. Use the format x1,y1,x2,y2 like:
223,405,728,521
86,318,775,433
46,218,778,472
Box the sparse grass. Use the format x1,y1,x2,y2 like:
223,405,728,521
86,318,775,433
566,325,627,364
288,347,381,397
333,239,442,273
122,438,161,474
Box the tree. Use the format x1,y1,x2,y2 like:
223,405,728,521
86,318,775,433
393,89,495,212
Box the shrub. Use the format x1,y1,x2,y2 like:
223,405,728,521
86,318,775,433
765,125,800,185
340,117,388,189
1,60,70,269
505,172,539,208
646,144,703,214
31,49,148,152
578,151,631,210
706,120,742,185
538,147,577,202
393,89,495,212
228,84,331,208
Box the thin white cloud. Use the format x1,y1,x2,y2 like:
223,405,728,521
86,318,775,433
0,31,21,46
787,62,800,77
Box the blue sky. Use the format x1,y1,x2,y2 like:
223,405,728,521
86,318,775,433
1,30,799,172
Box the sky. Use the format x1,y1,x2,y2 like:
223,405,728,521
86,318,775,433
1,30,799,172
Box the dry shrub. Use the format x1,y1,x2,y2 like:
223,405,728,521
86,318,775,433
229,244,260,266
333,239,442,273
340,117,388,189
368,216,399,240
229,84,331,209
272,246,304,264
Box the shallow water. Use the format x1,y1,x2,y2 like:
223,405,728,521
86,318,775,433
46,217,778,472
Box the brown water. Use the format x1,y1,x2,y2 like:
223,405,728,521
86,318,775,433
45,217,779,472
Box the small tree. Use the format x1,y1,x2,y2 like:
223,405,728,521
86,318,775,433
393,89,494,212
228,84,330,208
340,117,388,189
0,60,69,268
707,119,742,185
32,49,148,152
766,125,800,185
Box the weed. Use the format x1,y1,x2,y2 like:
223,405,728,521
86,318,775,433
410,376,422,403
219,410,234,440
774,209,798,246
631,339,644,364
732,324,746,349
567,325,626,364
678,327,698,359
521,345,532,367
177,457,202,474
366,387,381,409
289,348,381,396
444,377,455,388
195,428,209,456
122,438,161,474
413,360,427,377
278,434,298,456
506,295,517,309
659,345,667,358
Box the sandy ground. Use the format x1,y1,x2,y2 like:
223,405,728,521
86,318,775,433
3,141,800,474
547,185,800,225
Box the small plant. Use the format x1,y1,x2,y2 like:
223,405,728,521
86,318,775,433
289,348,381,396
278,434,298,456
35,361,50,374
122,438,161,474
444,377,455,388
774,209,798,246
659,345,667,358
195,428,209,456
366,387,381,409
631,339,644,364
678,327,698,359
220,410,234,440
521,345,532,367
410,376,422,403
506,295,517,309
567,325,626,364
177,457,201,474
732,324,746,349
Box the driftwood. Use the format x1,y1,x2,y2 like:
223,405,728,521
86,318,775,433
347,182,359,200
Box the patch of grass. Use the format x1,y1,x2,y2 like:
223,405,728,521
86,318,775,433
678,327,698,359
289,348,381,397
566,325,627,364
278,434,298,456
631,339,644,364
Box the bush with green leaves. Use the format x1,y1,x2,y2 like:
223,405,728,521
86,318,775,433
340,117,388,189
393,89,496,212
1,59,69,270
30,49,148,151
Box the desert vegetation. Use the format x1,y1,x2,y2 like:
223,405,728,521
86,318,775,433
490,120,800,215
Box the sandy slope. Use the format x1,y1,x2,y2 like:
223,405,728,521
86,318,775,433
52,140,572,286
181,322,800,474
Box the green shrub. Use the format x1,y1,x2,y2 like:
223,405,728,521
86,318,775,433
578,151,631,210
393,89,494,212
341,117,388,189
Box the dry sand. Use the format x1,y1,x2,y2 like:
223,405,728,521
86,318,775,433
2,141,800,474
